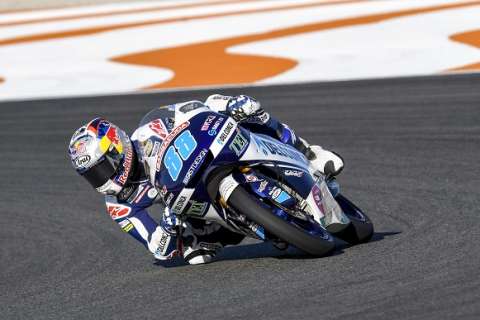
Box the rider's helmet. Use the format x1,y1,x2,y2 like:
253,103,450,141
68,118,136,195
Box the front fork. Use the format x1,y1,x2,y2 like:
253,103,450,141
239,168,344,230
217,168,343,242
325,178,340,197
314,170,340,197
230,169,313,235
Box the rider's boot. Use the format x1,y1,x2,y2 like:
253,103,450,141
182,232,218,265
296,139,344,177
276,124,344,176
182,220,245,265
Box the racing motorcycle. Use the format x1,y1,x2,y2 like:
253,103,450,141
146,103,373,256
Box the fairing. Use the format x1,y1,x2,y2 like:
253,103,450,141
148,109,333,237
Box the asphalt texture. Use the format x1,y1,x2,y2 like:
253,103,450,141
1,74,479,319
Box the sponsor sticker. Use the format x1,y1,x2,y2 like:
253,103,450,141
118,220,129,228
284,170,304,177
229,130,248,156
201,115,216,131
219,175,239,201
179,101,203,113
133,185,150,204
210,118,237,157
149,119,169,140
311,184,325,214
244,174,258,182
217,122,234,145
208,117,224,136
182,149,208,185
117,146,133,185
106,126,120,145
187,201,208,216
74,155,91,168
119,220,134,232
212,95,230,101
258,180,268,193
253,135,307,163
157,232,170,255
123,224,134,232
269,187,282,200
172,196,188,214
107,203,131,220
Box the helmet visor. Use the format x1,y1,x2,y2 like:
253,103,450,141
80,149,123,188
81,156,115,188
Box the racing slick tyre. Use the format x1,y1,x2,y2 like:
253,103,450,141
333,194,374,245
227,185,335,257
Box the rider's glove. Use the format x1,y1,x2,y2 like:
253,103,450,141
152,207,182,260
227,95,265,123
159,207,180,234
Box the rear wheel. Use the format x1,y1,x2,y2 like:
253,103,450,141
333,194,374,244
227,185,335,256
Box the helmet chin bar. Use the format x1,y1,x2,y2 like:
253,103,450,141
96,179,123,195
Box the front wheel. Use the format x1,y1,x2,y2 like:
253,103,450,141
333,194,374,244
227,185,335,256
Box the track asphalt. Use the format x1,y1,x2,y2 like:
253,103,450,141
1,74,479,319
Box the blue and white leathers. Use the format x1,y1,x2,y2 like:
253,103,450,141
146,102,341,242
104,179,178,259
104,96,298,260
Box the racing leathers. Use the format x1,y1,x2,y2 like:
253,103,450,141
104,94,344,265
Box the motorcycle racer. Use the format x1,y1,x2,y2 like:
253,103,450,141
68,94,345,265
